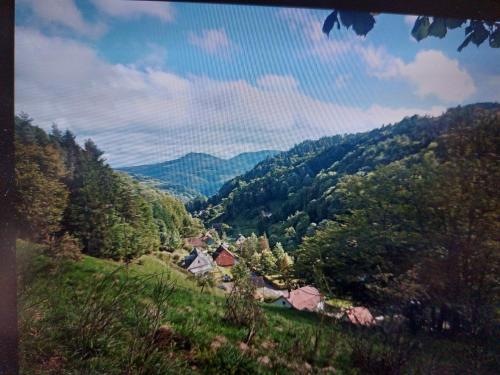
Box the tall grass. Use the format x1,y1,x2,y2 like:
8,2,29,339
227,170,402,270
18,241,499,374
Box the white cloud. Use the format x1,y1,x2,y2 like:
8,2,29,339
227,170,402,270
133,43,168,69
188,28,236,54
257,75,299,91
401,50,476,102
15,27,444,166
18,0,106,38
404,15,418,26
361,47,476,102
90,0,175,23
279,9,476,104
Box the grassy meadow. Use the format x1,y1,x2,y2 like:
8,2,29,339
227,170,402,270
18,240,498,375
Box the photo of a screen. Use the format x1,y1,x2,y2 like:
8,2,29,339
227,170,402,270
13,1,499,374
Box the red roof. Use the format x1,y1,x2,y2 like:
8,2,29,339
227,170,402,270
345,307,375,326
286,286,322,311
213,247,235,267
185,237,207,248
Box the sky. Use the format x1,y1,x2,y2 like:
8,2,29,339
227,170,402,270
15,0,499,167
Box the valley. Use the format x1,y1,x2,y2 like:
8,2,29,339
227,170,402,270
118,150,279,200
15,103,500,374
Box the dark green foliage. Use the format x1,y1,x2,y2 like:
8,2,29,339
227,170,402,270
427,17,447,38
15,116,68,243
63,141,160,259
411,16,432,41
322,10,499,52
458,20,493,51
224,262,265,344
202,345,260,374
16,114,199,261
296,107,500,334
206,104,499,250
323,10,376,37
348,330,419,375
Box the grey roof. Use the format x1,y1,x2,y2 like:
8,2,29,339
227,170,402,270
184,248,214,274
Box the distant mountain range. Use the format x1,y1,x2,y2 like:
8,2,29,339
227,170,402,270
117,150,280,200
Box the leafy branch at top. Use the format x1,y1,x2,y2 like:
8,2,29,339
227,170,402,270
322,10,500,51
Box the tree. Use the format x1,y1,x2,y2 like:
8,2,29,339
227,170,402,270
258,233,270,252
15,142,68,243
232,262,251,281
296,109,500,334
414,115,500,334
260,248,277,274
296,161,425,304
322,10,499,51
15,114,198,263
273,242,295,288
240,232,259,260
249,252,262,272
224,262,265,344
272,242,286,260
192,272,216,293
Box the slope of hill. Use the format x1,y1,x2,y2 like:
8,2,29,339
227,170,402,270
18,241,481,374
118,150,280,199
203,103,500,247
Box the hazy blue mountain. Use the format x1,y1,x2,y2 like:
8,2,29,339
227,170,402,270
117,150,280,199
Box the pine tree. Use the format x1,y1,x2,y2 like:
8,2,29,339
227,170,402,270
15,141,69,242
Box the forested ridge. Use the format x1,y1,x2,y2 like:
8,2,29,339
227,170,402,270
15,104,500,373
118,150,279,200
197,102,500,335
15,114,202,261
203,103,500,249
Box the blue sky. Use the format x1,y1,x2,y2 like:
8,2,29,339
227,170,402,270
15,0,499,167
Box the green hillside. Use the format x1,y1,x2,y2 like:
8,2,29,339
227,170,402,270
118,150,280,199
19,240,491,374
203,103,500,248
15,105,499,374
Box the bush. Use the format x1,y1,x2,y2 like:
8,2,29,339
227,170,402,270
224,264,266,344
49,233,82,261
348,330,419,375
202,345,259,374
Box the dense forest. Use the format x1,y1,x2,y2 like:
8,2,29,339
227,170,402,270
15,104,499,374
203,104,499,244
15,113,203,261
198,103,500,336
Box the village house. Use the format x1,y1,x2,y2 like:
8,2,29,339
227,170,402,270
340,307,376,327
272,286,324,312
212,243,236,267
235,234,246,249
251,275,265,288
184,236,208,249
182,248,214,275
202,231,215,246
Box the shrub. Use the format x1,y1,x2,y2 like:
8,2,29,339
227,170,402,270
348,330,419,375
224,264,265,344
49,233,82,261
202,345,259,374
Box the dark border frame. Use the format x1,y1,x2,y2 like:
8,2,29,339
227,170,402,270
171,0,500,20
0,1,499,374
0,0,16,374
